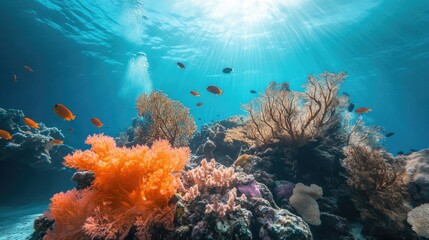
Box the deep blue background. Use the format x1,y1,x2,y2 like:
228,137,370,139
0,0,428,153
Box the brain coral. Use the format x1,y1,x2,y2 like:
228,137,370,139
289,183,323,225
407,203,429,238
406,149,429,201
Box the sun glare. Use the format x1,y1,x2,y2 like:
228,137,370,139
182,0,302,25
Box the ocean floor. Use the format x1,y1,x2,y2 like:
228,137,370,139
0,203,47,240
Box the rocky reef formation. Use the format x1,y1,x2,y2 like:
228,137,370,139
189,116,250,166
30,139,312,240
406,149,429,203
0,108,73,170
29,72,429,240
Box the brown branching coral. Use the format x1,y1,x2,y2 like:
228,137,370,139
342,144,411,230
136,91,196,147
230,72,348,147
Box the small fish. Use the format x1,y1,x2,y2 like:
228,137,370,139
51,139,64,145
198,118,201,120
196,102,203,107
170,170,185,175
355,107,372,114
91,117,103,128
177,62,186,69
23,65,33,72
190,90,200,96
136,52,146,56
223,67,233,74
348,103,355,112
342,92,350,97
69,128,73,133
0,129,12,140
410,149,418,153
54,104,76,121
250,90,257,94
23,117,40,129
45,139,63,152
207,85,223,95
12,73,17,82
397,151,404,155
385,132,395,138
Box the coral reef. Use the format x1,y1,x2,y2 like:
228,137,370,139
406,149,429,202
43,134,190,240
224,73,349,188
28,72,427,240
136,91,196,147
0,108,73,170
174,159,312,240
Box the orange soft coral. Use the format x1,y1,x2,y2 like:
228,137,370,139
45,134,190,240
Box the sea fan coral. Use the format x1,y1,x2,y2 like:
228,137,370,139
136,91,196,147
227,72,347,147
44,134,190,240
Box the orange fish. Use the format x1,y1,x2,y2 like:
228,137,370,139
355,107,372,114
0,129,12,140
54,104,76,121
207,85,223,95
196,102,203,107
24,65,33,72
91,117,103,127
23,117,40,129
51,139,64,145
45,139,63,152
190,90,200,96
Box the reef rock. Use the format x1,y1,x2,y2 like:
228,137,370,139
406,149,429,202
0,108,73,170
190,117,250,166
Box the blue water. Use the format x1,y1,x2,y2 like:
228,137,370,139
1,0,428,153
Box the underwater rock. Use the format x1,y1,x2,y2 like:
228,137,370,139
71,171,94,190
115,117,144,147
190,117,250,166
0,108,73,170
250,198,313,240
406,149,429,202
274,181,295,202
28,215,54,240
317,213,353,240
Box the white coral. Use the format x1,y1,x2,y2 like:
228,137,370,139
407,203,429,238
289,183,323,225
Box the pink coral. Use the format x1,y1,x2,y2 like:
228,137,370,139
205,188,246,217
184,158,236,196
183,159,245,218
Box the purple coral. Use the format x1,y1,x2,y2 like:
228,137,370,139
238,180,261,197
